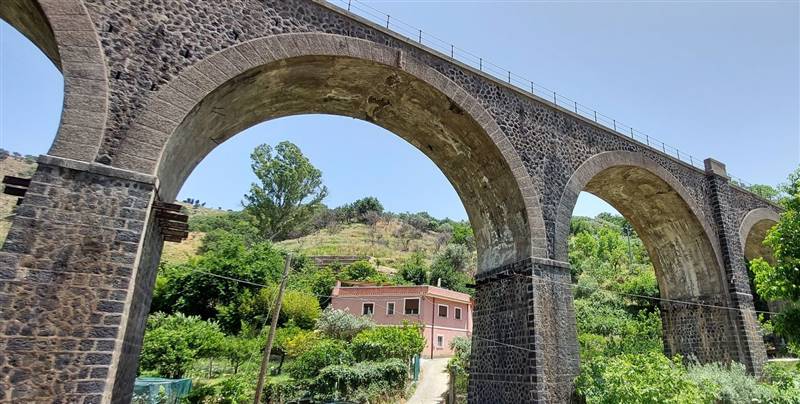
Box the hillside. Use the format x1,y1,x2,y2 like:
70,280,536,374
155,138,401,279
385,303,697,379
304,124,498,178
276,218,444,268
161,213,448,269
0,154,37,245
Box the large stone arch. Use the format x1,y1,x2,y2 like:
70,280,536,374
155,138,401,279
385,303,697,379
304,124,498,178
739,207,780,264
0,0,108,163
112,32,547,271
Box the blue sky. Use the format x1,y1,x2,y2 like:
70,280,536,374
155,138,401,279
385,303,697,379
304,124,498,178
1,1,798,220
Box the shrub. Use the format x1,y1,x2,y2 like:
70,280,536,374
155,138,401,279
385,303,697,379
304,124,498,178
286,339,354,380
341,260,379,281
186,382,216,404
139,313,224,378
264,376,303,403
398,253,428,285
351,323,425,361
216,373,253,404
763,362,800,404
275,326,319,358
280,290,322,329
315,308,375,341
686,362,773,403
448,336,471,371
575,352,711,404
311,359,408,401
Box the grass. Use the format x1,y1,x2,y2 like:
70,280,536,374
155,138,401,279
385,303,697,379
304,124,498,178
277,219,444,268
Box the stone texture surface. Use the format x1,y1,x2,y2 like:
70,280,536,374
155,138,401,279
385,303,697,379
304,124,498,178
0,158,156,403
0,1,783,402
469,259,578,404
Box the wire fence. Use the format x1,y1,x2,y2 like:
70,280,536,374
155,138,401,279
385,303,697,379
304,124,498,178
324,0,755,188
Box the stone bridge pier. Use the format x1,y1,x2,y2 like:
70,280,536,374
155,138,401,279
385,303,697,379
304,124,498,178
0,0,780,403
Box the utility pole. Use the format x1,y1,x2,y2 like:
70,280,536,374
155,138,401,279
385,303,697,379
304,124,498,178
253,253,292,404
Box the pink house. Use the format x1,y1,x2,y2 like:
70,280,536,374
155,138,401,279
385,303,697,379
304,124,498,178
330,281,473,358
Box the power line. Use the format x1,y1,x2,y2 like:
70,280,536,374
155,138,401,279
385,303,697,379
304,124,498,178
189,268,774,355
512,272,778,316
193,267,778,316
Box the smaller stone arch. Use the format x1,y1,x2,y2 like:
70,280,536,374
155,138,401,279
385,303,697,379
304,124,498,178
0,0,109,163
739,207,780,264
554,151,723,274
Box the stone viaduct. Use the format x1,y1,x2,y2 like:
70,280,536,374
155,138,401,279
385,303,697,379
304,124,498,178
0,1,784,403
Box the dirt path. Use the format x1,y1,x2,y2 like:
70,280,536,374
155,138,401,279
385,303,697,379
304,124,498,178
408,358,451,404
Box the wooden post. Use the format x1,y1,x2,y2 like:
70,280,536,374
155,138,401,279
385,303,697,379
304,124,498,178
253,254,292,404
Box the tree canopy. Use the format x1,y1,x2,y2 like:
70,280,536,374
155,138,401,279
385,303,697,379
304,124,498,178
244,141,328,241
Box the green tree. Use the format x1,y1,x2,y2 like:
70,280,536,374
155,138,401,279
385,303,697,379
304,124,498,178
341,260,379,281
451,221,476,251
747,184,782,203
286,339,354,380
151,232,284,327
139,313,224,378
244,141,328,241
315,308,375,341
750,167,800,354
350,323,425,361
221,335,260,374
398,253,428,285
433,244,472,273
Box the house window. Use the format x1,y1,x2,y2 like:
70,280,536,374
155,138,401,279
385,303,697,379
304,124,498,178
436,335,444,348
455,307,462,320
362,303,374,315
405,298,420,315
438,304,448,318
387,302,395,315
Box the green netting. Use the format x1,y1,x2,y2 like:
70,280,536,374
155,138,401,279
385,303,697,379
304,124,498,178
132,377,192,404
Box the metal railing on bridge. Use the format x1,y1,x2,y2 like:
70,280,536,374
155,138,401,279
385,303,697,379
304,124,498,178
324,0,754,188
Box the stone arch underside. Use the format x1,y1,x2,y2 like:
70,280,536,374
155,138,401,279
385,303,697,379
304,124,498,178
0,0,108,163
115,34,547,271
739,208,780,265
556,151,741,363
557,151,724,299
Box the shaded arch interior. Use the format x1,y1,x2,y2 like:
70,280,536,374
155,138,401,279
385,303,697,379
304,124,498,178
740,208,780,265
557,152,725,300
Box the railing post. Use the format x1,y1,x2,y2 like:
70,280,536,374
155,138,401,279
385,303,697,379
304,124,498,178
574,101,578,113
613,119,616,131
479,58,482,71
531,82,535,94
386,15,390,29
630,128,634,138
508,71,511,84
594,111,597,122
451,44,454,58
646,134,650,146
419,29,422,43
347,0,351,11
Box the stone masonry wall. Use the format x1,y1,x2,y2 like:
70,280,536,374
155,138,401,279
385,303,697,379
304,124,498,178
0,157,155,403
705,165,768,374
469,258,578,403
660,297,737,364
